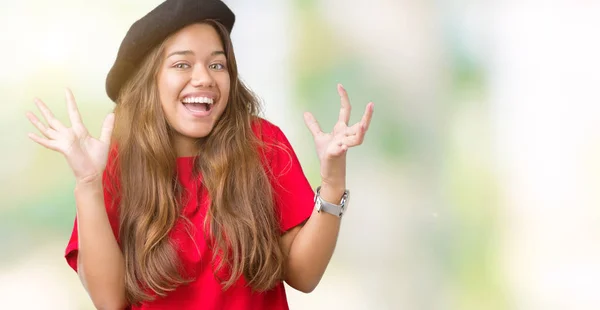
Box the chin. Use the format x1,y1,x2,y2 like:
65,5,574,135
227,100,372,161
184,126,215,139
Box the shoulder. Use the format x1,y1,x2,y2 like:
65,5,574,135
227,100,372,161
251,117,286,144
251,117,296,169
251,117,296,161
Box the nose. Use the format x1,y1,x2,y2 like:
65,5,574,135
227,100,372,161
190,65,215,88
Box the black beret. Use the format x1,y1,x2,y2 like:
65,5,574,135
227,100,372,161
106,0,235,102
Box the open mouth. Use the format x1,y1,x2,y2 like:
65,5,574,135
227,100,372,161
182,96,214,114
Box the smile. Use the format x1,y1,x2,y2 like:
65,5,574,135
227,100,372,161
181,96,215,117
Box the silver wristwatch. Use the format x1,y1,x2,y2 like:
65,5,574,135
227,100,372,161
314,186,350,217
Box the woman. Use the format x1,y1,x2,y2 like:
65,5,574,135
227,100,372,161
25,0,373,309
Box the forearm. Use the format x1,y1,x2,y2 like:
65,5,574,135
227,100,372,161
284,184,344,293
75,180,127,309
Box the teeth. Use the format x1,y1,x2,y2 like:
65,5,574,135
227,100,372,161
182,96,214,104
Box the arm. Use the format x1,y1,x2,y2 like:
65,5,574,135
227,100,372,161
282,84,374,292
75,179,128,310
281,184,344,293
26,89,127,309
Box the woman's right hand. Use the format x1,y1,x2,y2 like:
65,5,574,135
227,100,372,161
26,88,115,184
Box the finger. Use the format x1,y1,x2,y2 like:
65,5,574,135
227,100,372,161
28,133,59,151
341,134,364,147
341,124,367,147
359,102,374,131
65,88,84,126
34,98,66,130
303,112,323,138
332,140,349,156
99,113,115,144
342,123,367,146
26,112,53,139
343,103,374,136
337,84,352,125
345,122,363,136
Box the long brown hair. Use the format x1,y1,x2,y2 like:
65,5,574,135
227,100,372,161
111,20,284,304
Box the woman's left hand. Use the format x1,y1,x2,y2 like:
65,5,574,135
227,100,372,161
303,84,374,190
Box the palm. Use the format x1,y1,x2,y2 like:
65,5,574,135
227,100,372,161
81,135,111,171
311,122,351,161
26,89,115,183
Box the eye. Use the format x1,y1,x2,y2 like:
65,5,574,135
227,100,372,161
209,63,226,70
174,63,191,69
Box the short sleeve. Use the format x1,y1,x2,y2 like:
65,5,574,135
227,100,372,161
64,151,121,272
258,120,315,233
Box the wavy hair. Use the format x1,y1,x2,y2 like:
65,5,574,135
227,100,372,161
111,20,284,305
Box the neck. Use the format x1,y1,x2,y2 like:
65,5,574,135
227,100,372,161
173,135,198,157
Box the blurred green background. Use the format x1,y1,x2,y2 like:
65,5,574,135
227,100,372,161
2,1,600,309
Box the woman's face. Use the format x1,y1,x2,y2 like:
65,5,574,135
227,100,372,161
157,23,230,156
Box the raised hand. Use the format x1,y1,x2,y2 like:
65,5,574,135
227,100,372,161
26,89,115,184
303,84,374,188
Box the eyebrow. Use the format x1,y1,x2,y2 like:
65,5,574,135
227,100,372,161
166,50,226,58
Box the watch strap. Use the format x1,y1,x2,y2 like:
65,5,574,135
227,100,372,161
314,186,350,217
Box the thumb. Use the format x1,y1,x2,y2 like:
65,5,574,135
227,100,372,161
99,113,115,144
303,112,322,138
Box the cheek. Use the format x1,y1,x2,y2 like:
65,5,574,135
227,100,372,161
157,77,182,121
218,75,231,100
158,72,186,98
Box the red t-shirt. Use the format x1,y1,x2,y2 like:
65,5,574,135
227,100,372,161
64,119,315,309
